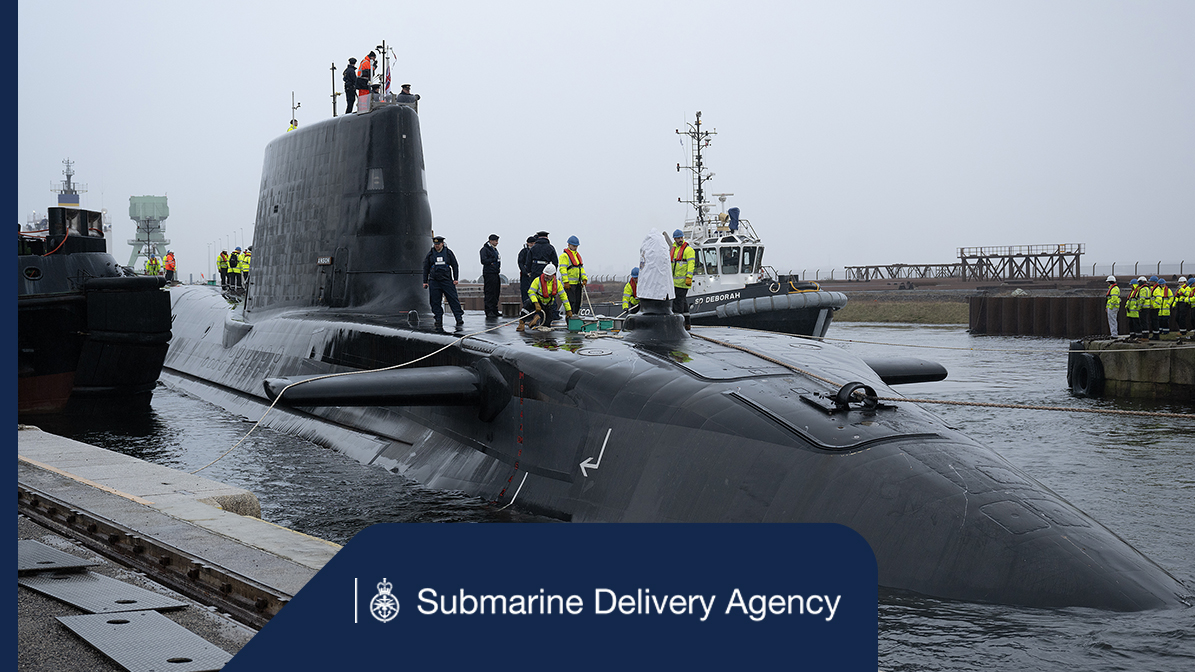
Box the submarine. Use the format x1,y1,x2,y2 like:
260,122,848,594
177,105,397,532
162,101,1187,611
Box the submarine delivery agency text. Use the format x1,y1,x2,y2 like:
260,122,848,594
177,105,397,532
365,585,843,622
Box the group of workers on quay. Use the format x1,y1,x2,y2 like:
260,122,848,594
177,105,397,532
216,247,251,293
1109,274,1192,341
421,229,700,332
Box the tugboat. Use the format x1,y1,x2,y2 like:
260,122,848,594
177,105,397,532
17,161,172,414
675,112,847,336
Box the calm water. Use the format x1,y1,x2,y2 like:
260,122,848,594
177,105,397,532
29,323,1194,671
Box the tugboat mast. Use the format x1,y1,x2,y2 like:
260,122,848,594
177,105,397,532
676,112,716,236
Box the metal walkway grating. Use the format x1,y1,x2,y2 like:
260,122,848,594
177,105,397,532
17,539,98,574
19,570,187,613
58,609,232,672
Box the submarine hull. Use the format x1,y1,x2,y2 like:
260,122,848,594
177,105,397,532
166,284,1185,611
162,103,1187,611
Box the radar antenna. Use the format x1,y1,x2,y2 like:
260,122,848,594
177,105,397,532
676,112,717,238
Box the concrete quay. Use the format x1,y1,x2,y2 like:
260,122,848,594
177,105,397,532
17,425,343,667
1068,337,1195,400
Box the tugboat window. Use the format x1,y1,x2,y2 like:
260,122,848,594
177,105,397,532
700,247,719,275
742,246,757,274
721,246,741,274
368,168,384,191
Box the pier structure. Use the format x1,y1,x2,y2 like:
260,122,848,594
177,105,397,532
126,195,170,270
844,244,1084,283
960,243,1083,282
844,263,961,282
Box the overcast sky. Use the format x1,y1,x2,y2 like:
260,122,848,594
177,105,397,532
17,1,1195,281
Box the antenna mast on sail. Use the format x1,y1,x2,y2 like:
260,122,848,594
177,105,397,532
330,62,341,116
676,111,716,237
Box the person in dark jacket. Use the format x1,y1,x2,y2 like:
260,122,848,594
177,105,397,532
479,234,502,318
528,231,557,279
396,83,420,106
422,236,463,327
517,236,537,313
342,58,358,114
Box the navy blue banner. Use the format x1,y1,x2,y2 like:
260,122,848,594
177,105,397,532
225,523,877,670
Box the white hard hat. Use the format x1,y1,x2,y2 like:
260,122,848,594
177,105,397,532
1181,277,1189,283
1138,276,1147,282
543,263,557,276
1106,275,1116,283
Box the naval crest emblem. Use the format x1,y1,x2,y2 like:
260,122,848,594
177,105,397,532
369,578,400,623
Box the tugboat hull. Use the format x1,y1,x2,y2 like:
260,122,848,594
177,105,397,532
17,208,171,415
688,283,847,336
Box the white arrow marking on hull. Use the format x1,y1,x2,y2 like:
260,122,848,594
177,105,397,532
579,428,612,477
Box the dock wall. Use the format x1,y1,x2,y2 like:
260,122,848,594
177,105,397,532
1070,339,1195,400
969,295,1120,338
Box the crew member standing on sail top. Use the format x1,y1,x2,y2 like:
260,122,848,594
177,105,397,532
145,255,161,276
480,234,502,319
671,229,696,330
357,51,375,113
422,236,464,328
558,235,587,314
396,83,420,106
343,58,358,114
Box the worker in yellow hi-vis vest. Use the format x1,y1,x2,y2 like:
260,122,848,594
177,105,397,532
671,229,696,330
227,247,243,291
1104,275,1120,337
558,235,587,314
217,250,230,290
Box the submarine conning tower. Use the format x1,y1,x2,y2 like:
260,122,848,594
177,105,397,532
247,104,431,319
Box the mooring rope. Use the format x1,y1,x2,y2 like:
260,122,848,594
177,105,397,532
690,332,1195,420
786,330,1195,355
